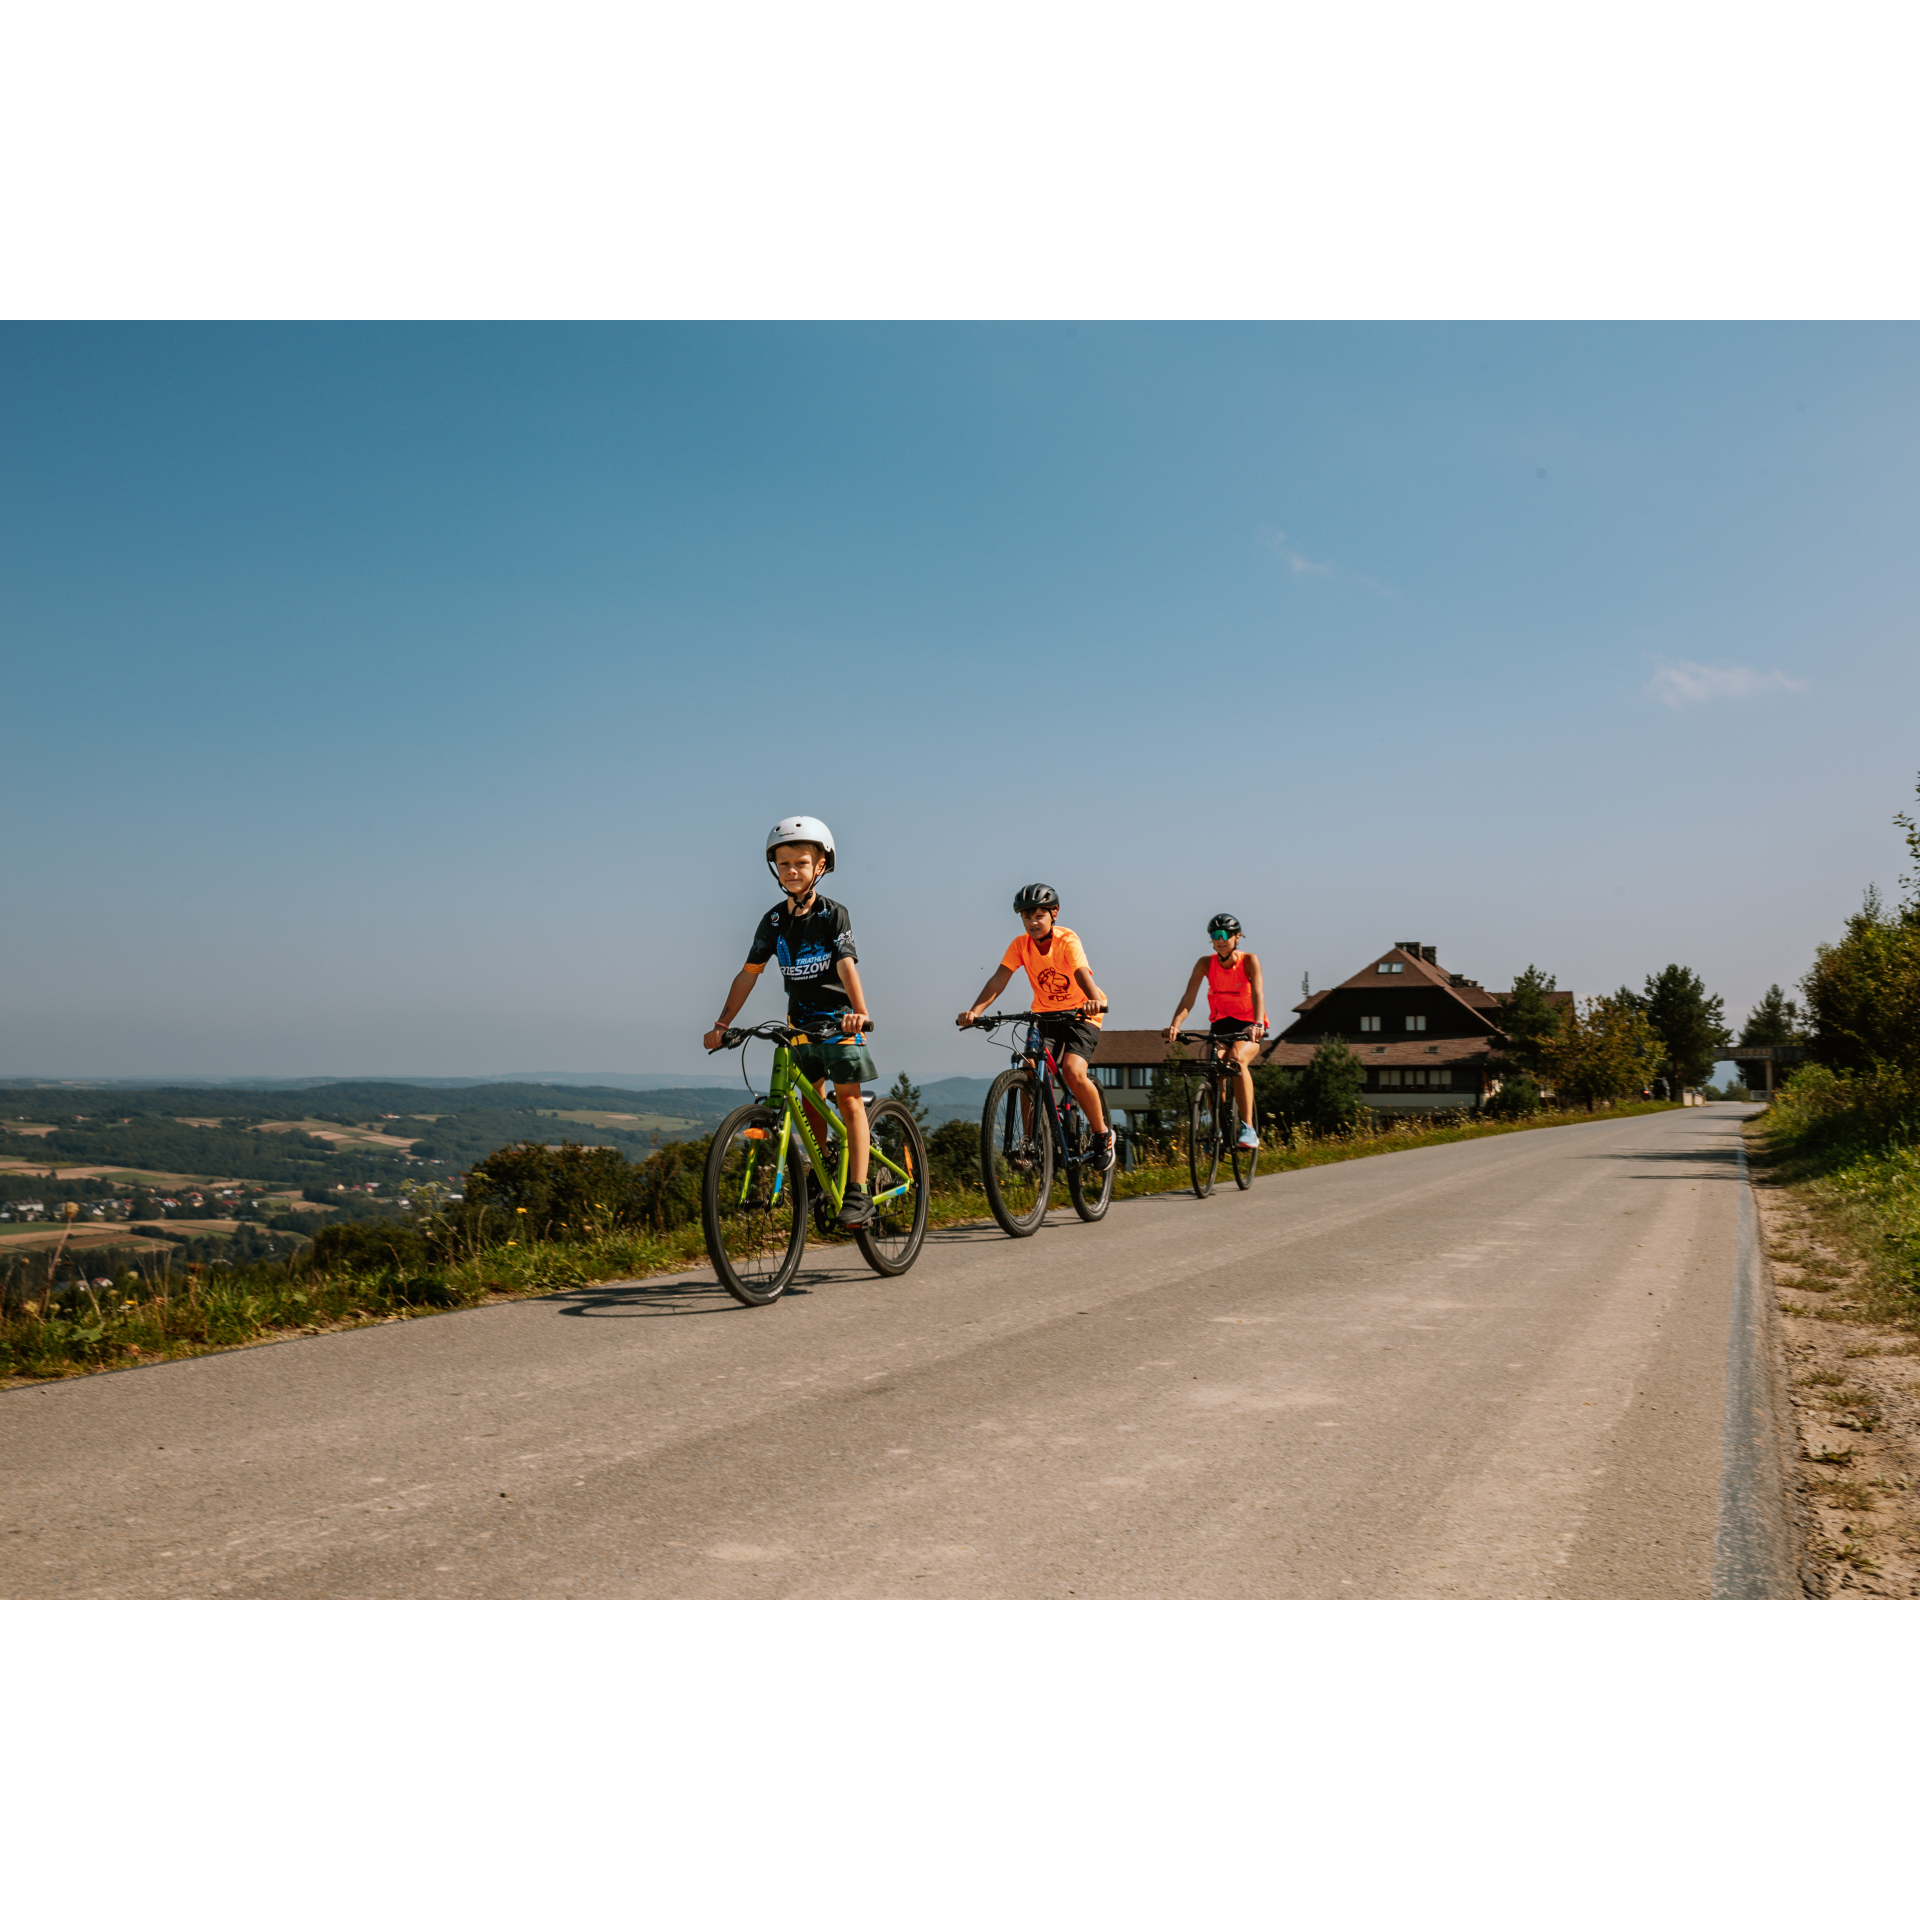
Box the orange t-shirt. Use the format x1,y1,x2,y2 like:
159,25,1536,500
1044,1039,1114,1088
1001,925,1104,1027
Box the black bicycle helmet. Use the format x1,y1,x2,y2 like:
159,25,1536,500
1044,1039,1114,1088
1013,883,1060,913
1207,912,1242,937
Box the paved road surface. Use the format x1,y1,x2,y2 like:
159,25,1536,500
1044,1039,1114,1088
1,1104,1793,1598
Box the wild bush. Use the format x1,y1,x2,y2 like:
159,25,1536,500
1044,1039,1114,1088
1484,1077,1544,1119
463,1136,709,1241
926,1120,981,1192
309,1218,435,1273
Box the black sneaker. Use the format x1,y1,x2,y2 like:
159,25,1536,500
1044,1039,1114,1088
837,1182,875,1230
1091,1130,1117,1173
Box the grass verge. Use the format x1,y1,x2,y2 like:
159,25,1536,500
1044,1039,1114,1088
2,1099,1681,1387
1752,1084,1920,1339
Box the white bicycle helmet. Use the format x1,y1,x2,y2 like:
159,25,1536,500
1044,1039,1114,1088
765,815,836,880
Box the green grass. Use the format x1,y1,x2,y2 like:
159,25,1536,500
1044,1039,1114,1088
1,1099,1681,1387
1754,1078,1920,1338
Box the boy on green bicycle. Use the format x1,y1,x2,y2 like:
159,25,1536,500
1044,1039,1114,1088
705,814,877,1228
957,882,1117,1173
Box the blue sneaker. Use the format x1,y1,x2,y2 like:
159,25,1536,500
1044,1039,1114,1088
1237,1123,1260,1150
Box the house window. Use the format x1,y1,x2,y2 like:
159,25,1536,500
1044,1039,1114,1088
1405,1015,1427,1032
1127,1066,1155,1089
1379,1069,1402,1088
1360,1016,1381,1032
1093,1065,1122,1089
1376,962,1404,974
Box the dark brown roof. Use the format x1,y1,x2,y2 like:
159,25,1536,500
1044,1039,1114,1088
1085,1028,1179,1067
1281,947,1575,1041
1259,1035,1496,1069
1329,947,1460,994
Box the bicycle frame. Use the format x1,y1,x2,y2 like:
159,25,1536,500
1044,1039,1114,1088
748,1033,918,1215
1002,1018,1098,1171
1174,1030,1258,1113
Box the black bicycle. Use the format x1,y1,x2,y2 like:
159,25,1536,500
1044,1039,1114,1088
1170,1027,1262,1198
967,1004,1114,1236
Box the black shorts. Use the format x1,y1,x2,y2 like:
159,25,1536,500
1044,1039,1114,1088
1210,1019,1259,1046
1034,1015,1101,1063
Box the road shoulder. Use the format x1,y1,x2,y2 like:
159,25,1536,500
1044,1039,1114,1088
1751,1140,1920,1598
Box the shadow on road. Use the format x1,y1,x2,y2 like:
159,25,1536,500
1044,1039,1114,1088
550,1248,893,1318
547,1206,1117,1320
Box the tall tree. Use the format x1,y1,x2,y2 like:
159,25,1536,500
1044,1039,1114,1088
1800,885,1920,1076
1739,985,1806,1046
1540,994,1662,1109
1302,1035,1367,1134
885,1072,930,1128
1490,966,1563,1079
1641,964,1731,1088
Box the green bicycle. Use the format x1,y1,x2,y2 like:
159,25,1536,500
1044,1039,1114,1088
702,1017,930,1305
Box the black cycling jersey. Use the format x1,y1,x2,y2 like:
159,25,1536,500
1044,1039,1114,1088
746,893,858,1023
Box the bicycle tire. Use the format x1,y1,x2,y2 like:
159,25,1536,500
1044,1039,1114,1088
1187,1080,1220,1199
1064,1110,1114,1222
1229,1084,1258,1190
702,1103,808,1305
981,1067,1052,1237
856,1099,930,1275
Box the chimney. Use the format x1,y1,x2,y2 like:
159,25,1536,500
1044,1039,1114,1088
1395,941,1438,964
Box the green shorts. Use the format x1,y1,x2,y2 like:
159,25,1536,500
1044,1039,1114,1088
793,1035,879,1087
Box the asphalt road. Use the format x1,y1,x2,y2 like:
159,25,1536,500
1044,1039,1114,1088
1,1104,1792,1599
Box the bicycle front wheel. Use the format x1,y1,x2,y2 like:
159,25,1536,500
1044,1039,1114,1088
702,1104,808,1305
981,1068,1052,1237
1187,1080,1220,1199
857,1098,930,1276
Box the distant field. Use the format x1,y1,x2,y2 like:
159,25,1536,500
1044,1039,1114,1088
542,1108,707,1135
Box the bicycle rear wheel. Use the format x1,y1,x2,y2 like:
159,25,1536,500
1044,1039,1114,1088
1187,1080,1220,1199
857,1099,930,1275
1064,1110,1114,1222
981,1067,1053,1237
702,1104,807,1305
1230,1086,1259,1189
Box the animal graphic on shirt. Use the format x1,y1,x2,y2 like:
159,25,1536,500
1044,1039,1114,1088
1035,966,1071,1003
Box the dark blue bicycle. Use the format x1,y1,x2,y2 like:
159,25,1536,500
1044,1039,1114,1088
968,1003,1114,1236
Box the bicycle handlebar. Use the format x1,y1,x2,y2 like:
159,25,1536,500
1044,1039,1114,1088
967,1002,1106,1030
715,1016,874,1050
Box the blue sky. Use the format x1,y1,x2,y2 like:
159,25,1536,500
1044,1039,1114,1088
3,322,1913,1082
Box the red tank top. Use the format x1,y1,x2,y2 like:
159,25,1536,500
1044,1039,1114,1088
1206,953,1256,1023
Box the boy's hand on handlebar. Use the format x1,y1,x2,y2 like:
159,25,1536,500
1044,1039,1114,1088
956,1009,978,1028
703,1024,728,1052
839,1010,865,1036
